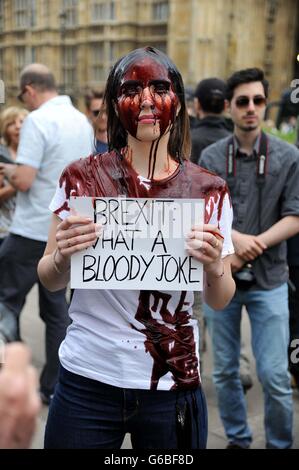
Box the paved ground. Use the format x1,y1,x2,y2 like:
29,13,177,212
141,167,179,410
20,285,299,449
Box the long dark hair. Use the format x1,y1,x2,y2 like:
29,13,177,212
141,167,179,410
104,46,191,160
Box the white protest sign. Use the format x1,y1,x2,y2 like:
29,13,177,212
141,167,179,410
70,197,204,291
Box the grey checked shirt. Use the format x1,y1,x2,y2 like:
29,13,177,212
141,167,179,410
200,133,299,290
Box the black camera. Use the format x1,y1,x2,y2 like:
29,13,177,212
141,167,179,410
233,263,256,290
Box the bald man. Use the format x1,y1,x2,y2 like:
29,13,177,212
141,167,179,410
0,343,41,448
16,63,57,111
0,64,93,405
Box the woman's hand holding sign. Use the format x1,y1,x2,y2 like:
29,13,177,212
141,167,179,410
38,214,102,291
53,215,102,273
186,224,224,277
186,223,235,309
56,215,102,255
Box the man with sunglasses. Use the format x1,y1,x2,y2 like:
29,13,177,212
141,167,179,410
200,68,299,449
190,77,253,394
0,63,92,405
84,89,108,154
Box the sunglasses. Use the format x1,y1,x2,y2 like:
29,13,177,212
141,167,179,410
91,109,101,117
17,83,33,102
235,95,267,108
91,107,107,117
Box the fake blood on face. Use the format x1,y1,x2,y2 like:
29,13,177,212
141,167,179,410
116,57,179,139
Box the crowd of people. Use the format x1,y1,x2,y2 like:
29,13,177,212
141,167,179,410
0,45,298,450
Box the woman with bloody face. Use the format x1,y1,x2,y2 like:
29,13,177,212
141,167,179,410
38,47,235,449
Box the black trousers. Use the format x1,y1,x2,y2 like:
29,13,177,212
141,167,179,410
288,265,299,384
0,234,70,395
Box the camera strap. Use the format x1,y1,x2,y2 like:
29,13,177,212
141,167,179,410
226,131,269,232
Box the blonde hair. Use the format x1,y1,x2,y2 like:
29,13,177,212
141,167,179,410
0,106,29,146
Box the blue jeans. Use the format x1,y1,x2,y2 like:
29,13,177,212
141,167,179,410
44,366,208,449
204,283,293,449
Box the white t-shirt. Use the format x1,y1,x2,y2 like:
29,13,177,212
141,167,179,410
50,154,234,390
10,95,93,242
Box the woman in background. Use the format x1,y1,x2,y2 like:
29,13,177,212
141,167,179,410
0,107,28,245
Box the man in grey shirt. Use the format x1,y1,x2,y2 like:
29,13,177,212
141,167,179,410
200,68,299,449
